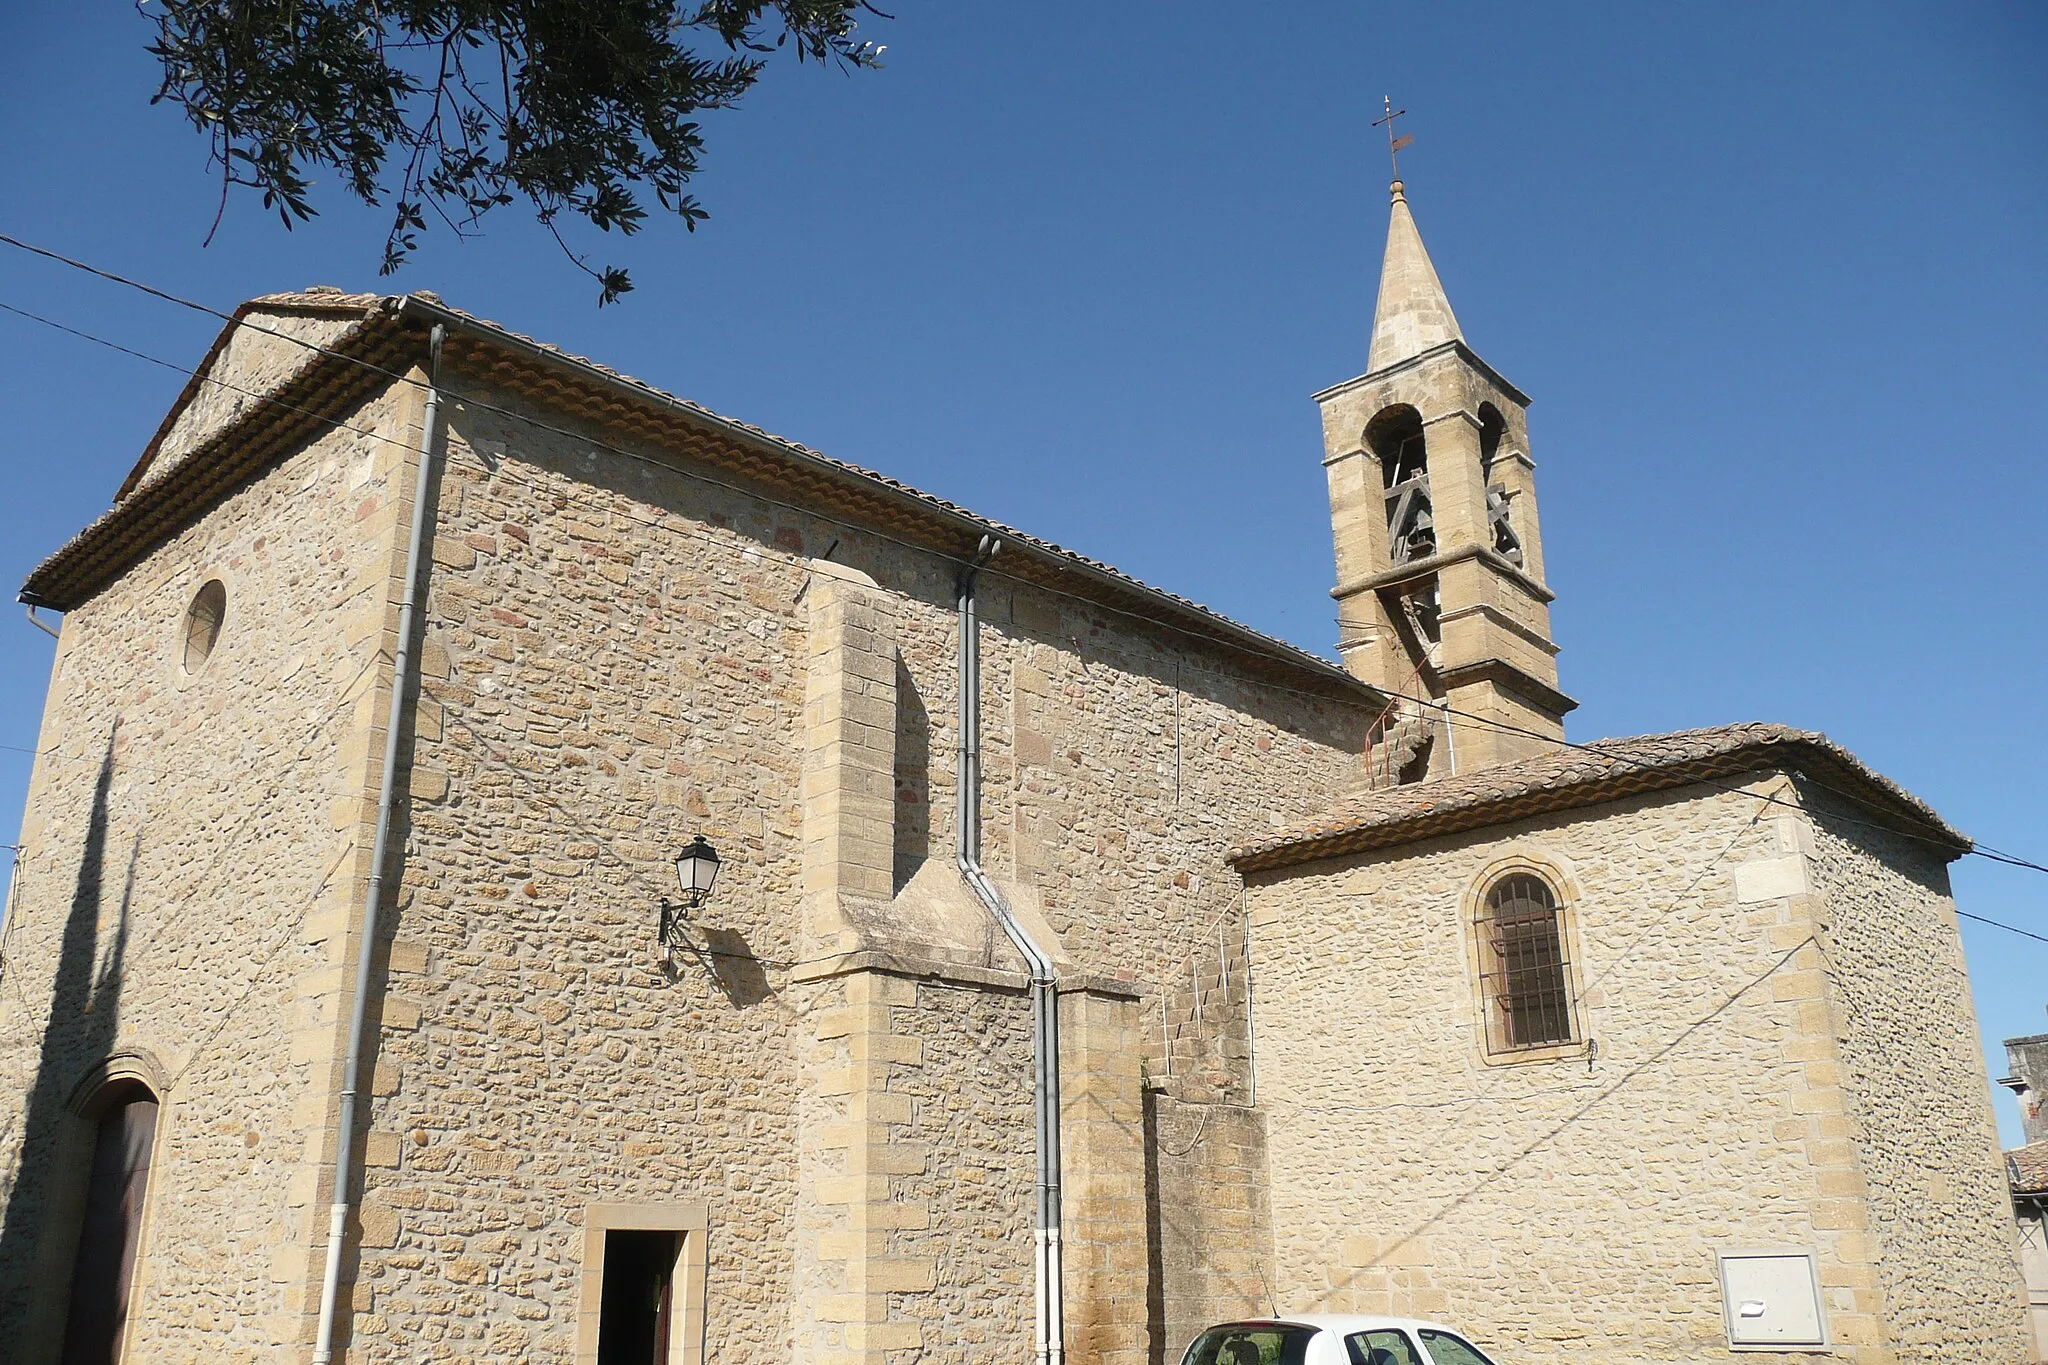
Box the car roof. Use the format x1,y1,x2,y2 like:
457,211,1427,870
1235,1315,1459,1335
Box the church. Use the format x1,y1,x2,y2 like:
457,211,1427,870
0,175,2032,1364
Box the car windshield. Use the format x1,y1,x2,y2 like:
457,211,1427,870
1417,1329,1499,1365
1182,1323,1318,1365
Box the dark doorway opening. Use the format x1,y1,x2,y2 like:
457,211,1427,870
60,1082,158,1365
598,1229,680,1365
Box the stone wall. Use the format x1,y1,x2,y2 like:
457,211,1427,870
11,314,2030,1365
139,312,361,495
1145,1096,1273,1360
348,381,822,1361
1246,773,2029,1365
340,370,1372,1362
1799,783,2031,1359
0,369,417,1362
888,978,1037,1359
2007,1027,2048,1147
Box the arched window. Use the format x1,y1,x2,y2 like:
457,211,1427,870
61,1081,159,1365
181,579,226,674
1475,873,1575,1051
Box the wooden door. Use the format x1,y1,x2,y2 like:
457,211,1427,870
60,1089,158,1365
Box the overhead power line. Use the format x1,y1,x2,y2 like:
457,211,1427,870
10,282,2006,876
3,238,2046,931
0,236,1372,690
0,234,228,322
1389,693,2048,878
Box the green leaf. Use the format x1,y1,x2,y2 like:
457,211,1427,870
145,0,885,304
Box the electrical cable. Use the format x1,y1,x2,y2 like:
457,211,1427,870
0,236,1367,697
1272,940,1810,1120
7,296,2045,980
3,259,2047,938
1957,910,2048,946
1,231,2039,870
1384,692,2048,877
0,235,229,322
0,266,2015,875
0,290,1334,1014
6,296,2045,982
7,247,2037,1228
12,261,2042,884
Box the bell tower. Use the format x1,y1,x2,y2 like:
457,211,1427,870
1317,177,1574,778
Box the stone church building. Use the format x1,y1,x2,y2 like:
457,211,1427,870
1,179,2032,1364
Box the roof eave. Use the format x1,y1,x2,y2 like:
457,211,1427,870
115,294,390,502
1229,738,1969,875
396,294,1379,700
20,301,417,610
22,290,1382,705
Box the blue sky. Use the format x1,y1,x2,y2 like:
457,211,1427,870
2,4,2043,1140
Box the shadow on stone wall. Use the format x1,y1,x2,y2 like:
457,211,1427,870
1142,1089,1169,1365
697,926,773,1009
1140,1091,1276,1362
894,655,930,895
0,724,135,1336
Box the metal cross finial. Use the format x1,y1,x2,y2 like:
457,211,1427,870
1372,96,1414,179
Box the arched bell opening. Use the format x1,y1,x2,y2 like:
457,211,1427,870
1365,405,1433,565
1477,402,1523,567
1477,403,1507,480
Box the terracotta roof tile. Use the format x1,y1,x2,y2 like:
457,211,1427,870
2010,1142,2048,1196
247,288,389,309
1229,722,1967,872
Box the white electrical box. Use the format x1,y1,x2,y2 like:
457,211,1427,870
1718,1250,1826,1348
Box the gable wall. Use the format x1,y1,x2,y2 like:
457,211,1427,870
0,374,419,1361
135,313,362,497
1243,773,2026,1364
349,376,1370,1362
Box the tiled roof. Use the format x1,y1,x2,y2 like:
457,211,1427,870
1228,722,1968,873
2011,1142,2048,1196
405,293,1355,683
20,289,1377,699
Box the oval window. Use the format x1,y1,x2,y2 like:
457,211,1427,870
182,579,226,673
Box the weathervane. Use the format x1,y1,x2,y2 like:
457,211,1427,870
1372,96,1413,180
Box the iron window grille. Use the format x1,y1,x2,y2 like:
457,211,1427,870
1476,872,1575,1051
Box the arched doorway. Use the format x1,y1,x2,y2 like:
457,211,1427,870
59,1080,158,1365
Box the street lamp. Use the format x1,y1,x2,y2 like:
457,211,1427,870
674,835,721,907
660,836,721,956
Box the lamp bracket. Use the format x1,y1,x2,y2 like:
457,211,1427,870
658,900,692,951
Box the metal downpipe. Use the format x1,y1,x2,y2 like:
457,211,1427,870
954,535,1065,1365
312,324,445,1364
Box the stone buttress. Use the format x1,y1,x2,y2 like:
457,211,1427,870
790,559,1148,1364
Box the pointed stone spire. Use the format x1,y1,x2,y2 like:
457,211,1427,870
1367,180,1463,373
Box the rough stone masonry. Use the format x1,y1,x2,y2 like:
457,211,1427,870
0,179,2030,1365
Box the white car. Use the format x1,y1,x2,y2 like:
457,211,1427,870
1180,1315,1503,1365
